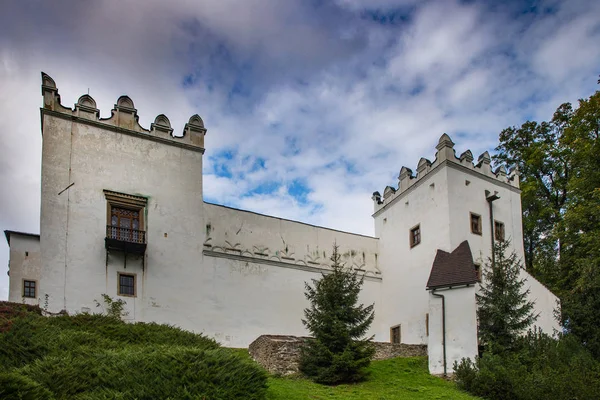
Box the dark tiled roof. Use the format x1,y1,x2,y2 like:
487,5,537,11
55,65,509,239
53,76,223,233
426,240,478,290
4,230,40,245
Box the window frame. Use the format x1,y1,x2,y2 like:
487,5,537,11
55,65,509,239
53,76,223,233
117,272,137,297
390,325,401,344
104,190,147,242
22,279,37,298
409,224,421,248
494,220,505,242
470,212,482,235
474,263,482,281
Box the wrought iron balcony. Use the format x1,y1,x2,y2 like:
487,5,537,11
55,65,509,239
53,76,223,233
105,225,147,255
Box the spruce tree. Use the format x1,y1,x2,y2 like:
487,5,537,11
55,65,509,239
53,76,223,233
299,243,375,384
477,240,539,351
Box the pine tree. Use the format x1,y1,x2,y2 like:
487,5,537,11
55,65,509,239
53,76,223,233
477,240,539,352
299,243,375,384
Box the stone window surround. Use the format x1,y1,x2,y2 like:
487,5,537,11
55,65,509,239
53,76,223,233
117,272,137,297
104,190,147,232
23,279,37,298
494,220,505,242
470,212,482,235
410,224,421,248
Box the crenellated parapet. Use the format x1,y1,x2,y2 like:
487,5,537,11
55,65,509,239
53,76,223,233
40,72,207,152
373,133,520,212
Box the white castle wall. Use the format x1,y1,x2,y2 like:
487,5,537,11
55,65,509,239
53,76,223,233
32,73,383,347
446,165,560,334
428,286,478,375
6,233,41,306
374,166,451,345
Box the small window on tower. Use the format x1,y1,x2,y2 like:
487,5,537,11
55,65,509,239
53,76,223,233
410,224,421,248
495,221,505,242
391,325,401,344
470,213,482,235
474,263,482,281
23,280,36,298
118,273,136,297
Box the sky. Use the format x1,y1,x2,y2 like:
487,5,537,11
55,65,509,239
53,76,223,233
1,0,599,300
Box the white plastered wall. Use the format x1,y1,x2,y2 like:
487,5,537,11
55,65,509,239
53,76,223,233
428,286,478,375
37,109,383,346
446,165,560,335
39,113,204,321
7,234,41,306
201,203,383,346
374,166,451,345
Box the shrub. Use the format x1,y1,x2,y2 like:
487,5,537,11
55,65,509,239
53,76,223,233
0,372,53,400
1,309,267,399
455,332,600,400
20,346,267,399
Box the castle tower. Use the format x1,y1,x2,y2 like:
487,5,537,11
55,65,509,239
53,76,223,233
372,133,557,375
39,73,207,319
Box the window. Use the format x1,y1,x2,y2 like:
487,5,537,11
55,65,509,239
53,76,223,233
110,207,142,242
410,224,421,248
426,313,429,336
470,213,482,235
495,221,505,242
118,273,136,297
104,190,147,244
23,280,36,298
391,325,401,344
474,263,482,281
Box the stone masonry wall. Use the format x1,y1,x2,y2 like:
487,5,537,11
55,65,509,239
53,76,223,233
248,335,427,375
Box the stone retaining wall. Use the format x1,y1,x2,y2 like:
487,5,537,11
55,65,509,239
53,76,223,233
248,335,427,375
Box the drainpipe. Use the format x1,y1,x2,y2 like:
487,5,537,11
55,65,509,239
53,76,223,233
485,190,500,267
432,289,447,376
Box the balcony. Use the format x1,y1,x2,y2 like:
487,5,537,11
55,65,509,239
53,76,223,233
105,225,146,255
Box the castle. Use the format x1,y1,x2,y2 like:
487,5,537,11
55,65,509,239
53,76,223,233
5,73,559,374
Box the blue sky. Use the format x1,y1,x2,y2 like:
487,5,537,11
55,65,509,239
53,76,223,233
0,0,599,299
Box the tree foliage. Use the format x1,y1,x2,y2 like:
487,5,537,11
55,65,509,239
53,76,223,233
455,331,600,400
494,84,600,358
477,240,538,351
299,243,375,384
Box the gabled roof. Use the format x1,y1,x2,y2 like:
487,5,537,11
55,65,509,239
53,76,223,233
4,230,40,246
426,240,478,290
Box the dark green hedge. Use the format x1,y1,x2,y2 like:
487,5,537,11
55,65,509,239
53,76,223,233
0,311,267,399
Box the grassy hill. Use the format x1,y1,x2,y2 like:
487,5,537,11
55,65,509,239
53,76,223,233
265,356,478,400
1,302,478,399
226,348,478,399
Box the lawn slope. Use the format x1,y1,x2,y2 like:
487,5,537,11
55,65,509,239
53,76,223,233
266,356,479,400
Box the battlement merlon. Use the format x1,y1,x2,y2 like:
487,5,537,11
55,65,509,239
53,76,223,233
40,72,207,153
373,133,521,213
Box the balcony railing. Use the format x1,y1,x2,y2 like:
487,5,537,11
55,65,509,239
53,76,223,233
105,225,147,254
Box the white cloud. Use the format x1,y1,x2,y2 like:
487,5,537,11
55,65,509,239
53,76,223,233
1,0,599,299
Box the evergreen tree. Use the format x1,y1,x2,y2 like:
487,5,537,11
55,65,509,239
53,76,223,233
299,243,375,384
477,240,538,351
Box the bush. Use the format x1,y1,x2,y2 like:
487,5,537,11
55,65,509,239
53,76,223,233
1,309,267,399
20,346,267,399
0,372,53,400
455,332,600,400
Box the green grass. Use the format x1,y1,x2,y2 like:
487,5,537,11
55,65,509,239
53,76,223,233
265,357,480,400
